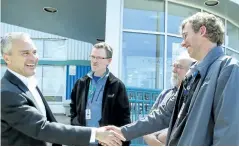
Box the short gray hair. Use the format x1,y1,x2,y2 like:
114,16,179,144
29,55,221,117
1,32,30,55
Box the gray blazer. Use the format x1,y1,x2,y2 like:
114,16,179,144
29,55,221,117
1,70,92,146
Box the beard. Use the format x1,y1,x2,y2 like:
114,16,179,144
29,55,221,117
171,73,180,87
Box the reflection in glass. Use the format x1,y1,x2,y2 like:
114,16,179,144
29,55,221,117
124,0,164,32
168,2,200,34
122,32,164,89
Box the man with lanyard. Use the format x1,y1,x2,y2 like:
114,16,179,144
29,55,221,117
102,12,239,146
70,42,131,146
143,53,195,146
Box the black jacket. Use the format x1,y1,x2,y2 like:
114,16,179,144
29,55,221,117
70,72,131,145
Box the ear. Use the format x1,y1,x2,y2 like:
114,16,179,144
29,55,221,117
200,26,207,36
3,54,11,65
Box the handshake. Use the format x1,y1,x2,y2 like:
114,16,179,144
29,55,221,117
95,125,126,146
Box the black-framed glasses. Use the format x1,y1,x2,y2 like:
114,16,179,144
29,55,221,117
89,55,111,60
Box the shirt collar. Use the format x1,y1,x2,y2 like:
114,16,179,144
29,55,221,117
191,46,224,78
87,68,110,79
7,68,37,88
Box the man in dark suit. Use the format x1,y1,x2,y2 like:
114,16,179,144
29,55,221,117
1,32,125,146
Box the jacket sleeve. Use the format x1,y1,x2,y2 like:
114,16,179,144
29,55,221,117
150,90,165,113
1,91,92,146
121,89,177,141
213,64,239,145
116,82,131,145
70,80,81,125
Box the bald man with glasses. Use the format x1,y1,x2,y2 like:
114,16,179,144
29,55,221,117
143,53,195,146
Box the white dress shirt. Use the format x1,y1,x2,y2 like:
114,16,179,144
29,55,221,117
7,68,46,117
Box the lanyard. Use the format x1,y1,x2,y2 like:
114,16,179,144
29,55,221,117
87,81,104,107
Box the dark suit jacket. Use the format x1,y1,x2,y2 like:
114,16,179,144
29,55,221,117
70,72,131,145
1,70,92,146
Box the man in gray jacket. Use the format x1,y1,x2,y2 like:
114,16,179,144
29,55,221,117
143,53,195,146
104,12,239,146
1,32,125,146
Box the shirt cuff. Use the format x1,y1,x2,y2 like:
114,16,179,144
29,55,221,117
90,128,96,143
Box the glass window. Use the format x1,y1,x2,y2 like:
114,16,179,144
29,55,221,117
226,22,239,51
44,40,67,60
168,2,200,34
42,66,65,102
33,39,44,58
226,49,239,60
122,32,164,89
166,36,187,89
123,0,165,32
33,39,67,60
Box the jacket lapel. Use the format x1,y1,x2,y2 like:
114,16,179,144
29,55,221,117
4,70,41,111
36,87,57,122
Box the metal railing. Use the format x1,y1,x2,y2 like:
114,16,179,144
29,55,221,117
126,87,162,146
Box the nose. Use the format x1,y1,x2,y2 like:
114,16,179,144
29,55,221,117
91,58,98,62
29,52,38,61
91,56,98,61
172,65,177,73
181,40,186,48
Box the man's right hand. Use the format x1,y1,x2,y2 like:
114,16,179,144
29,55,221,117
104,125,124,136
95,126,125,146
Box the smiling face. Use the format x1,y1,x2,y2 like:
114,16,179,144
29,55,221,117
171,59,191,87
3,37,38,77
181,22,203,60
180,12,225,61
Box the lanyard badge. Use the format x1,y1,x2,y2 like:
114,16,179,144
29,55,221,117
85,109,91,120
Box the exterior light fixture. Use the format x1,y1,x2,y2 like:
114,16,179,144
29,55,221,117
96,38,105,42
43,7,57,13
204,0,219,6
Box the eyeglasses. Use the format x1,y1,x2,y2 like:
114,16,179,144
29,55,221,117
89,55,111,60
171,63,186,70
